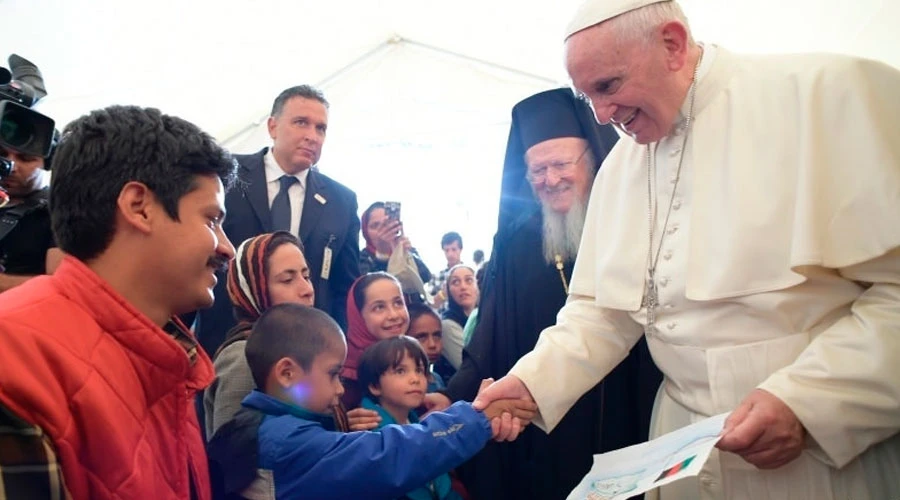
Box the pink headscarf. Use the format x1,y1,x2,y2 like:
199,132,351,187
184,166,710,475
341,276,380,381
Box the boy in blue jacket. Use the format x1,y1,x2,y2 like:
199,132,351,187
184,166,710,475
213,303,536,500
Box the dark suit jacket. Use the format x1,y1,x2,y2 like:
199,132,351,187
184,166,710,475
197,147,360,354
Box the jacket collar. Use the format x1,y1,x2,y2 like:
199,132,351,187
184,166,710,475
360,397,419,425
242,390,337,430
240,147,329,242
49,256,214,393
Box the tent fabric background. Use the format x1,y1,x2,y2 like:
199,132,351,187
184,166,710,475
3,0,897,266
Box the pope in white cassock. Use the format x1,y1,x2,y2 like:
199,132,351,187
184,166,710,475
473,0,900,498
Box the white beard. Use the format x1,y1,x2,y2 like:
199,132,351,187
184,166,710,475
541,193,589,265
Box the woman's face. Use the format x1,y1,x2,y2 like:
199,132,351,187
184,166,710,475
364,208,387,242
448,267,478,311
267,243,315,307
361,278,409,340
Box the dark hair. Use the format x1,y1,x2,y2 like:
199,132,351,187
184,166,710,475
442,264,477,327
270,85,329,117
263,232,305,279
353,272,401,313
358,336,429,401
472,249,484,264
361,201,385,241
407,301,440,325
49,105,238,261
245,303,344,390
362,201,385,220
441,231,462,249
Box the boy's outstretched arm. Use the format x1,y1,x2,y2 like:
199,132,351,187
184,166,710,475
272,401,505,499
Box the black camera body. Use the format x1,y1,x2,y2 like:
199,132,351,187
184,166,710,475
0,54,56,184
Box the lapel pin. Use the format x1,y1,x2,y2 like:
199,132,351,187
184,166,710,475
314,193,327,205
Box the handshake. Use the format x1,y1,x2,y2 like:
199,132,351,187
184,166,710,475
427,376,537,442
347,375,538,442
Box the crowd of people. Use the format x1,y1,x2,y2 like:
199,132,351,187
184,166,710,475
0,0,898,499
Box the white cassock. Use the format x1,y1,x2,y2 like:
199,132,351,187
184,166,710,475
509,45,900,500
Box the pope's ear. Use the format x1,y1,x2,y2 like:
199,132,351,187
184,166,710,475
658,20,690,71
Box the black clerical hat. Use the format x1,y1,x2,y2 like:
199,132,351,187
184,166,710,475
496,88,619,233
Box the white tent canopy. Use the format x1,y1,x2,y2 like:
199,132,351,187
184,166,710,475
3,0,898,268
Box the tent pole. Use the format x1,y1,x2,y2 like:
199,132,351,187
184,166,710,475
220,34,558,147
220,37,399,147
398,37,557,86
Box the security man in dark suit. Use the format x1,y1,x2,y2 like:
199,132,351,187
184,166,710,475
197,85,360,355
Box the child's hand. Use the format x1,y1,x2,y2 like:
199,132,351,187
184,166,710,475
423,392,452,413
346,408,381,431
473,376,535,441
481,398,538,423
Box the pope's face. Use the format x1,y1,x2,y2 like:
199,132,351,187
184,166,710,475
566,23,685,144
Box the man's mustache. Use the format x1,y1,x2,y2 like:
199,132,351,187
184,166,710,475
207,256,230,273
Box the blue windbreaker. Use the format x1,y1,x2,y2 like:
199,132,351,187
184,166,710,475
243,390,491,500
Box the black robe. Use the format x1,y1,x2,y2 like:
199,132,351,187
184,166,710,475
446,209,661,500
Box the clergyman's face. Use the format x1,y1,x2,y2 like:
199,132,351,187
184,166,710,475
565,23,682,144
525,137,592,214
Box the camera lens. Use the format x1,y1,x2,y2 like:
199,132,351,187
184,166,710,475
0,108,34,151
0,117,34,150
0,157,12,179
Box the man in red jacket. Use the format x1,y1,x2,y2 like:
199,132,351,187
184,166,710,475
0,105,237,499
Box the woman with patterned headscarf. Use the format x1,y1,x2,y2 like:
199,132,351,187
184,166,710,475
203,231,317,437
205,231,379,434
205,232,382,498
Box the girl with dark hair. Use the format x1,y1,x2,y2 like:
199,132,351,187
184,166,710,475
358,336,463,500
407,302,456,389
441,264,479,371
340,272,411,409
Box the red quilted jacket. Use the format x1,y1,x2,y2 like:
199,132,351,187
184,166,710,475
0,257,214,499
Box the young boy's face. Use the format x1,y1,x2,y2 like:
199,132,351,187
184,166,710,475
370,352,427,411
408,315,442,364
286,342,347,414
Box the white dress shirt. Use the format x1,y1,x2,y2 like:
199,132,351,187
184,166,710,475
264,150,309,237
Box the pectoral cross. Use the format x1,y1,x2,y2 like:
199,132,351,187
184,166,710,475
643,271,659,334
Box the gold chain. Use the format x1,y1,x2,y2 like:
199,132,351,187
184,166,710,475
554,254,569,295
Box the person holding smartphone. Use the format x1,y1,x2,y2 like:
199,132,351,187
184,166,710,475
359,201,432,304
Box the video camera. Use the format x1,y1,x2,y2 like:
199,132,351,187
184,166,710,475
0,54,56,190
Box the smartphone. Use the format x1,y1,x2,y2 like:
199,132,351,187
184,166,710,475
384,201,401,222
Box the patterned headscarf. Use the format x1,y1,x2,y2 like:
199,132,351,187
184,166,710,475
227,231,303,325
